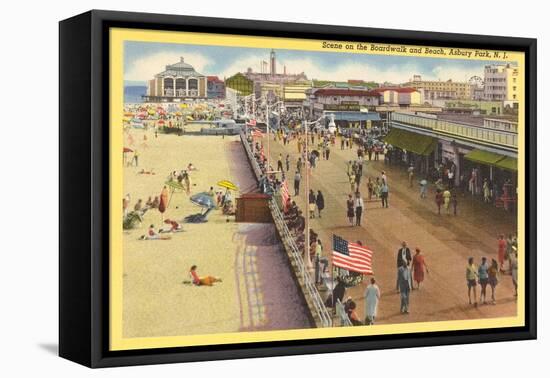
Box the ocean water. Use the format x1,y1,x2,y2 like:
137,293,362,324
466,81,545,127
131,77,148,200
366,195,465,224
124,86,147,104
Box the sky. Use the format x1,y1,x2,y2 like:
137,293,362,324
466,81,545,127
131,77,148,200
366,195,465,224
124,41,507,86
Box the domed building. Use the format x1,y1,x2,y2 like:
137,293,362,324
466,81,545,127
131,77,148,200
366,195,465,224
145,57,207,102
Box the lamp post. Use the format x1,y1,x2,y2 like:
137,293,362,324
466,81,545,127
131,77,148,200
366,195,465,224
302,114,326,275
266,99,284,171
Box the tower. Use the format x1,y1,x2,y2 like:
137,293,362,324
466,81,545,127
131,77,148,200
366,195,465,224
270,49,276,75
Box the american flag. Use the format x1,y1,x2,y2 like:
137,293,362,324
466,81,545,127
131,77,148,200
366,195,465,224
281,179,290,211
332,235,373,275
246,119,257,127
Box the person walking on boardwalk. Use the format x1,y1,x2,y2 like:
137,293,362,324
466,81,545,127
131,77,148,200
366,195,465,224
443,188,452,215
407,164,414,187
293,171,301,196
364,278,380,325
483,178,491,203
510,248,518,297
354,192,364,226
419,179,428,198
346,194,355,226
411,248,429,290
277,153,284,172
397,260,411,314
285,154,290,172
435,189,443,215
497,234,506,271
488,258,500,304
349,172,356,193
380,180,389,208
478,257,489,304
316,190,325,218
466,257,479,307
451,191,458,216
396,241,412,291
308,190,316,219
346,160,353,176
367,177,374,200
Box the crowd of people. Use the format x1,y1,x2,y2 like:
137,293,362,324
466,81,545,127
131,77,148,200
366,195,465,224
466,238,518,307
246,121,519,327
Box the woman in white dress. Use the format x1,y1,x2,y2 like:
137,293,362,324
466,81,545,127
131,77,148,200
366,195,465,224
364,278,381,325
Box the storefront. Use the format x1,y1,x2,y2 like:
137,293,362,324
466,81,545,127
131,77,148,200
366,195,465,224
322,111,382,129
383,128,437,175
462,148,517,211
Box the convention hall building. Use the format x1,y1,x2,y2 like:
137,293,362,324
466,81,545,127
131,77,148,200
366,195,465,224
144,57,207,102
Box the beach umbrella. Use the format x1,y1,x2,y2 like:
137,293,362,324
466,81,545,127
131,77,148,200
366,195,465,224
190,192,216,209
420,179,428,186
158,186,169,221
165,180,185,191
122,147,133,165
217,180,238,191
186,115,194,121
164,180,186,208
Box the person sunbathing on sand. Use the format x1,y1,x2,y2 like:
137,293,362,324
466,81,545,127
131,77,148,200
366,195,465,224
138,168,155,175
187,265,221,286
139,224,171,240
159,219,183,233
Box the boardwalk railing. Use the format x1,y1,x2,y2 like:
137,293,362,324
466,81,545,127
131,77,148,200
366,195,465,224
335,299,353,327
240,131,333,328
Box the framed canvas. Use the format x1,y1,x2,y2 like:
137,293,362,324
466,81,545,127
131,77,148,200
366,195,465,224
59,10,537,368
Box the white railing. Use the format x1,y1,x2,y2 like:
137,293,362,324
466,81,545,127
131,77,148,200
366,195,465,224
336,298,353,327
391,112,518,149
240,131,333,327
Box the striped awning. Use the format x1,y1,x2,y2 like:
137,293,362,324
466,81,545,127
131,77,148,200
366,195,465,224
384,128,437,156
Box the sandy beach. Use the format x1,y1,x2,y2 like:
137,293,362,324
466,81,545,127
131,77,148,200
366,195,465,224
122,129,311,338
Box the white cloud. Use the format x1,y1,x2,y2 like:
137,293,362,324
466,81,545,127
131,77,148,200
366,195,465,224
124,51,211,82
218,52,484,84
429,65,484,82
126,50,486,85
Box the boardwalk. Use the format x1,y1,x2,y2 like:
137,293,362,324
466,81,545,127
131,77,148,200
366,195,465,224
266,133,518,325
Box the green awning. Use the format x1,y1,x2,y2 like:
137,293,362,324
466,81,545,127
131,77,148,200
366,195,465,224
464,149,504,165
384,128,437,156
494,156,518,171
465,149,518,172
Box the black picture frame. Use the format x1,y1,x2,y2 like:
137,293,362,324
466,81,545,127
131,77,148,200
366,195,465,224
59,9,537,368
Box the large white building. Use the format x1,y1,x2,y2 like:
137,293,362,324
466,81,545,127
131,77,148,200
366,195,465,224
483,64,519,108
145,57,207,102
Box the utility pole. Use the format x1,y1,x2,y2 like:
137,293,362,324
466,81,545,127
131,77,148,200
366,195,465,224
304,116,312,274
